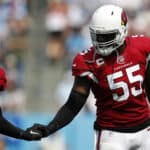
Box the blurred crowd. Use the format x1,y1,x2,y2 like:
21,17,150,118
44,0,150,66
0,0,28,113
0,0,149,149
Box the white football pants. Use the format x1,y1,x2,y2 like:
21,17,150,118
94,126,150,150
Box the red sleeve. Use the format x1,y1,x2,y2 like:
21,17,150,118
72,53,98,83
72,53,90,77
135,36,150,55
141,36,150,54
0,67,7,91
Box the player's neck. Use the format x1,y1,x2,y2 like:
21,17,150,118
110,42,126,57
117,42,126,54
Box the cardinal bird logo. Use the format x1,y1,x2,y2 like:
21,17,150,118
121,10,128,26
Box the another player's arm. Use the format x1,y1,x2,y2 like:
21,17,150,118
27,76,92,137
0,68,42,141
0,108,42,140
145,60,150,101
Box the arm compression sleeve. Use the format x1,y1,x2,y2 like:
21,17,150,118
145,61,150,101
0,109,24,139
47,90,88,134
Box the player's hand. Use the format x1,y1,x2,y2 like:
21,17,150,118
26,123,50,138
20,129,42,141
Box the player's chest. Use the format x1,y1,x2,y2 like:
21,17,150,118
91,52,145,89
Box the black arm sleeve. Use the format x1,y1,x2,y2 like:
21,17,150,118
0,108,24,139
145,61,150,101
47,90,88,134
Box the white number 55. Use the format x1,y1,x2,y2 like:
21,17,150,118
107,64,143,102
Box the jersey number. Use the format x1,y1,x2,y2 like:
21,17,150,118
107,64,143,102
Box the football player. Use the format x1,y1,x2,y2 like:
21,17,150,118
0,67,42,141
27,5,150,150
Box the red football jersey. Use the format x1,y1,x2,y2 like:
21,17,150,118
72,35,150,129
0,67,7,91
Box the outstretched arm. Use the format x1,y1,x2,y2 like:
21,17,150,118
0,67,42,141
27,76,92,137
0,108,42,141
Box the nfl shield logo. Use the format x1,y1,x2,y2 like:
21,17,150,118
117,55,125,64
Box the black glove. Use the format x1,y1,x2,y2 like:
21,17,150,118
26,123,50,138
20,129,42,141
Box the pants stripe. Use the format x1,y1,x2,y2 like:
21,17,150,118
96,131,101,150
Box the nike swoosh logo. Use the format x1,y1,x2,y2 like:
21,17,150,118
30,130,40,135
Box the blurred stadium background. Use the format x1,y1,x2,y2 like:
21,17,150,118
0,0,149,149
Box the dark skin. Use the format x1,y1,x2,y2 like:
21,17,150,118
72,77,91,96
